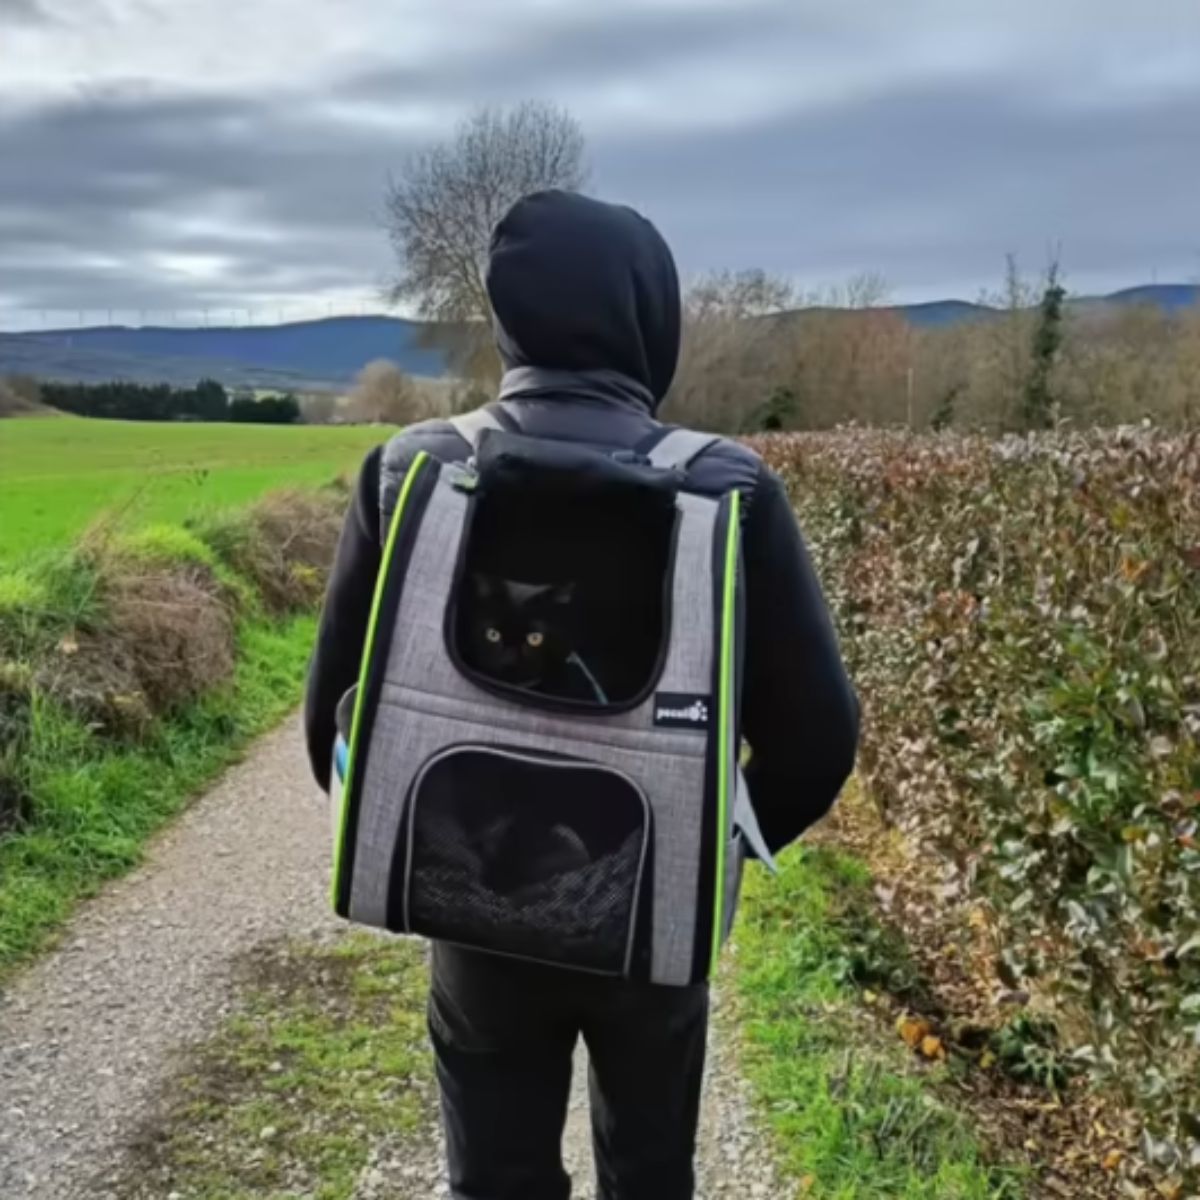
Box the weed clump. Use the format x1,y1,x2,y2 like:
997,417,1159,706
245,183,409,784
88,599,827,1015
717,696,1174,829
0,661,33,832
191,484,345,615
0,486,345,739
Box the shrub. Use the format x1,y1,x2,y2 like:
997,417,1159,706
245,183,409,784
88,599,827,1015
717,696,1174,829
111,524,221,570
0,486,347,740
0,661,34,832
0,485,342,975
103,563,237,714
0,552,103,662
0,376,43,416
192,485,345,615
345,360,426,425
761,427,1200,1175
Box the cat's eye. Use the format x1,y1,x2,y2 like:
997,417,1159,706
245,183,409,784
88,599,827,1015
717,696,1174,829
526,631,545,648
485,628,502,644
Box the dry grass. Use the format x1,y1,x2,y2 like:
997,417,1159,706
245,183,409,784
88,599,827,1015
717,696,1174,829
0,661,33,831
107,564,238,711
2,484,347,746
196,485,346,616
30,560,236,734
239,487,345,613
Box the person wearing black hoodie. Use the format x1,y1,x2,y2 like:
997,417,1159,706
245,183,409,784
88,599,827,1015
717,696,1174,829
305,190,858,1200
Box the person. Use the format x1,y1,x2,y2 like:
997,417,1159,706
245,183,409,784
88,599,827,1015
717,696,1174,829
305,189,858,1200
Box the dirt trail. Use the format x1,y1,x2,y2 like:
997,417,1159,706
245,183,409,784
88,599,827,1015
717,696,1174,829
0,717,780,1199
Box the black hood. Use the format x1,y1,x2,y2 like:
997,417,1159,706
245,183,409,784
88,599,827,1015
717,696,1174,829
486,191,682,407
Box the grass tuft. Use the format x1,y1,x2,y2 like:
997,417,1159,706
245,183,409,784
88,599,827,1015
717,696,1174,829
110,522,219,566
0,568,48,614
733,845,1023,1199
0,615,315,979
113,934,435,1200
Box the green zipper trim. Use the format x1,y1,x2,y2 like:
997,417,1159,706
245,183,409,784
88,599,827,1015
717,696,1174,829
330,451,431,909
711,489,741,973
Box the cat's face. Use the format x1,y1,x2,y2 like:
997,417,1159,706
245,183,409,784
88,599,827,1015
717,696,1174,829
464,574,574,688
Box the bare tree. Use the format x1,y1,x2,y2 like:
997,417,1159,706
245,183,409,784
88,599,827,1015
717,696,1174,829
684,269,795,322
820,271,892,311
1174,304,1200,425
385,102,588,382
298,392,338,425
663,260,1200,433
0,375,42,416
346,360,423,426
667,270,909,432
664,270,796,432
971,253,1041,429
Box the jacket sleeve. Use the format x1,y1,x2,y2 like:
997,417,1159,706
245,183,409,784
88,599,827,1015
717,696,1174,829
304,445,384,792
740,463,859,852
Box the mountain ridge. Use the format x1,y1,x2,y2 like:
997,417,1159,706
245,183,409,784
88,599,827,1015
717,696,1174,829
2,284,1195,390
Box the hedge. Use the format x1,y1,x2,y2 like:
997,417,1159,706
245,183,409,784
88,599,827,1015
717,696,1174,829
760,428,1200,1175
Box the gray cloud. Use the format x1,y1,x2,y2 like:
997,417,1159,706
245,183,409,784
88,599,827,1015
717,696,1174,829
2,1,1200,327
343,2,808,109
0,89,418,320
0,0,52,24
596,81,1200,298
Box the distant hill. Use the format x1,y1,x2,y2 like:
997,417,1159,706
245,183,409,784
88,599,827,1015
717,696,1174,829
1,286,1194,390
2,316,451,391
887,299,995,328
0,333,348,393
889,284,1199,329
782,284,1199,330
1100,284,1199,312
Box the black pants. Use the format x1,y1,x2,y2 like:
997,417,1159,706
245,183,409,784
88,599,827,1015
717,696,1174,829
429,943,709,1200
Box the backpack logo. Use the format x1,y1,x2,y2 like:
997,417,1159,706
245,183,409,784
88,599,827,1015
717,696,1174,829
653,693,711,730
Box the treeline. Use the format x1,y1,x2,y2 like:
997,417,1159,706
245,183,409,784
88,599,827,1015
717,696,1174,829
39,379,301,424
664,263,1200,433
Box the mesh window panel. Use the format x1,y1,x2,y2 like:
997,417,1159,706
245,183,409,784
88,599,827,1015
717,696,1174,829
405,748,649,974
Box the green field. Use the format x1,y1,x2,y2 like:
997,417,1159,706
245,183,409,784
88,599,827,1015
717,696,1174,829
0,416,388,558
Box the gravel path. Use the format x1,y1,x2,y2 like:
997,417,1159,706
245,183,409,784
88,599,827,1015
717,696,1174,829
0,718,338,1199
0,717,781,1199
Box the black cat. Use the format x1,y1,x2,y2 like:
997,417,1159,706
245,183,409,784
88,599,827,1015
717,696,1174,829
462,573,607,702
475,815,593,894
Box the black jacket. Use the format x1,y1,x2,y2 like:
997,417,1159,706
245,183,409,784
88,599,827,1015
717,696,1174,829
305,191,858,853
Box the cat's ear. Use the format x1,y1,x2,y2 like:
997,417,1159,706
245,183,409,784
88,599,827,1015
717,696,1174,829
547,582,576,606
468,572,496,601
504,580,541,606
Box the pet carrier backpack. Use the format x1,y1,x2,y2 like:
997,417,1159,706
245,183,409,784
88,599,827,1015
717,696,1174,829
329,409,774,987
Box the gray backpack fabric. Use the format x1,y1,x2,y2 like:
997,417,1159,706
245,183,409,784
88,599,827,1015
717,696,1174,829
330,410,773,987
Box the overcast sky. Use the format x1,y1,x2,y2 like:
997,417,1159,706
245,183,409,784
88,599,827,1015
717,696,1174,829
2,0,1198,329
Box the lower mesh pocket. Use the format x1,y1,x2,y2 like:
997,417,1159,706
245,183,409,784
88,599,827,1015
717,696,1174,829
403,746,650,975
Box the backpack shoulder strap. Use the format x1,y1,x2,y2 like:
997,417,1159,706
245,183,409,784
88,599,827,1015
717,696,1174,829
449,404,517,453
644,427,722,471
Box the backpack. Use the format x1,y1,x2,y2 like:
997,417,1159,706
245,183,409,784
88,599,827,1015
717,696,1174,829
329,407,774,987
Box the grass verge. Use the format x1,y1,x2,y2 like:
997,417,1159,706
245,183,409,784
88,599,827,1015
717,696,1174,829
112,934,435,1200
0,614,314,980
732,844,1024,1199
